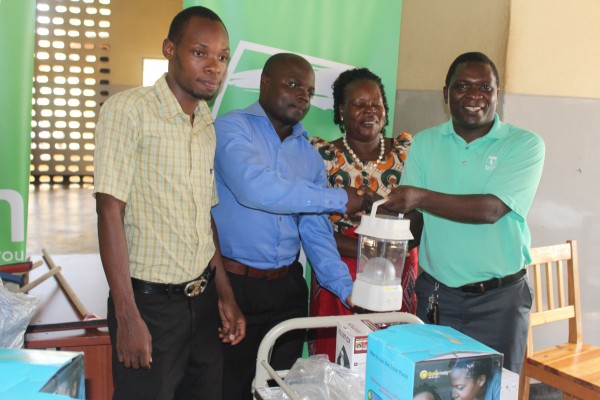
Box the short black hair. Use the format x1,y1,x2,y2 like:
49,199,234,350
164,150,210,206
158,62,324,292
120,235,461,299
167,6,225,44
332,68,389,134
445,52,500,88
262,53,310,77
413,383,442,400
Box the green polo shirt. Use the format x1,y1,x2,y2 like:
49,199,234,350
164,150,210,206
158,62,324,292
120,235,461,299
400,114,545,287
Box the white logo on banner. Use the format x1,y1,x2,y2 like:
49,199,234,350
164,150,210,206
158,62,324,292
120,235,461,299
212,40,356,118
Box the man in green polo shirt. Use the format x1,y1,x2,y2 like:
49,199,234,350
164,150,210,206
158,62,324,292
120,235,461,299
386,52,545,373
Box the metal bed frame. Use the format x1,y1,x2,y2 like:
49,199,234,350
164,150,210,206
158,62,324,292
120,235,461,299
253,312,424,400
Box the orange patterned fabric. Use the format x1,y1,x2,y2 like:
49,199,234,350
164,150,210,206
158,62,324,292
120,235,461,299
308,133,418,361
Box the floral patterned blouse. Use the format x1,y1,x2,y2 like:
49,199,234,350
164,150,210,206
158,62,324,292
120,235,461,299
309,132,413,233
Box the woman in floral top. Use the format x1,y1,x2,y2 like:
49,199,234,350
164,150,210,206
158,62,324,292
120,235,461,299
309,68,423,361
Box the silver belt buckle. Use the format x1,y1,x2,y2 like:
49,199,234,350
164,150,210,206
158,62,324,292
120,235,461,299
184,276,208,297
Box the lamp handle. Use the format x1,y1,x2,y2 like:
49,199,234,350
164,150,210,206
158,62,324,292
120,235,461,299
371,199,404,219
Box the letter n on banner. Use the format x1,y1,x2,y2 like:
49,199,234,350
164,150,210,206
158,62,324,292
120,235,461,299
0,0,36,263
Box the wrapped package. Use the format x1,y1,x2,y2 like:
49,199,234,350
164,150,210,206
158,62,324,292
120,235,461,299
255,355,365,400
0,280,40,348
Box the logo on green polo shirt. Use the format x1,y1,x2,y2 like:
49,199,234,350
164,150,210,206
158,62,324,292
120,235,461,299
486,155,498,171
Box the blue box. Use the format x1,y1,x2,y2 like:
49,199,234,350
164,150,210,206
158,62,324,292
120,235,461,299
0,349,85,399
365,324,503,400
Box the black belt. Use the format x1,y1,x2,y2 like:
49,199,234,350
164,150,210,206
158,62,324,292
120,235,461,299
456,269,527,294
131,267,215,297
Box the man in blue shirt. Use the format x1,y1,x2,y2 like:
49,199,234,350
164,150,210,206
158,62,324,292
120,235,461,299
387,52,545,373
212,53,367,400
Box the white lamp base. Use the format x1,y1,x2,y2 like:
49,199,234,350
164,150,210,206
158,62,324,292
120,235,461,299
351,275,403,312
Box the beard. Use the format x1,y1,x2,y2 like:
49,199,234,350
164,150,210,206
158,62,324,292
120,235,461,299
187,85,219,101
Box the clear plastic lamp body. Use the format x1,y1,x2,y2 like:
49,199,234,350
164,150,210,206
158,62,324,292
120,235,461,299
357,235,407,285
351,200,413,311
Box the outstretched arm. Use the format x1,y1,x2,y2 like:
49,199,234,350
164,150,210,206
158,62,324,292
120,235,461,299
384,187,510,224
395,126,545,224
215,114,355,215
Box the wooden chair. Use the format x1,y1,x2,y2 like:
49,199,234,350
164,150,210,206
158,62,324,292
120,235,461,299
519,240,600,399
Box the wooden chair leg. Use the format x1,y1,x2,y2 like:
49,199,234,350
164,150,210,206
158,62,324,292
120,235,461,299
519,368,530,400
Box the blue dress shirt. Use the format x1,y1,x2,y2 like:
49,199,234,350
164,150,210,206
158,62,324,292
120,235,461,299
212,102,353,303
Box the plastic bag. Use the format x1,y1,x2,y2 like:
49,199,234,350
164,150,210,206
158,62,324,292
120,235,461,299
0,280,40,348
260,355,365,400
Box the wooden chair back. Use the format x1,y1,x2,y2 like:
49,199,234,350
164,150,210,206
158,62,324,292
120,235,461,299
519,240,600,400
526,240,582,346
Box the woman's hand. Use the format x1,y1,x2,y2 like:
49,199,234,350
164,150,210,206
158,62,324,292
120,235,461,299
343,185,378,218
343,187,367,217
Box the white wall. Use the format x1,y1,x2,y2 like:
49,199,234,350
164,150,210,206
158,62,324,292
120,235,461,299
504,94,600,347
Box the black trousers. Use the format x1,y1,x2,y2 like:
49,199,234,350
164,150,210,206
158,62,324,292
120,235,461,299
222,262,308,400
415,271,533,373
107,281,223,400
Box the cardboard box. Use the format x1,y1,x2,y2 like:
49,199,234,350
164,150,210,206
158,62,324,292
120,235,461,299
0,349,85,399
336,319,398,375
499,368,520,400
365,324,503,400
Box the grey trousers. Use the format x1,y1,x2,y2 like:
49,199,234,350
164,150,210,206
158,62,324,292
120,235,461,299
415,271,533,373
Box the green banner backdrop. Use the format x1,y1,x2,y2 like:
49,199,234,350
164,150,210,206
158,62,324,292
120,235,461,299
0,0,36,264
185,0,403,141
183,0,404,357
